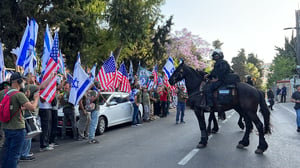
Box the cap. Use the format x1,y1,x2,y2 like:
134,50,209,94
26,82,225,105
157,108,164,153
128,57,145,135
10,72,27,81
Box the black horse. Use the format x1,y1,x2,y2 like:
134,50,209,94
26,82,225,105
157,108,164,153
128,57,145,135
169,62,271,154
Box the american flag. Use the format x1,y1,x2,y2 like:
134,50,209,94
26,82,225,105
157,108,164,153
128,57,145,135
40,32,59,103
117,63,131,93
96,55,116,91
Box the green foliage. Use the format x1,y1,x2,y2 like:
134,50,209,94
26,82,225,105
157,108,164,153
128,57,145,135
231,49,247,81
267,36,297,88
106,0,165,60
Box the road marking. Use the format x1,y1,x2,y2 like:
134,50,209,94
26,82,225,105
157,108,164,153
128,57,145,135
177,111,235,165
277,103,296,116
178,149,200,165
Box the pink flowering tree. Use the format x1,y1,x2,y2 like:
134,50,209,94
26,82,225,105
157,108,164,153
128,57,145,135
167,28,211,70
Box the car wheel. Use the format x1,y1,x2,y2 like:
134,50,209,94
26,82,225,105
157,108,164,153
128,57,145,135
96,116,106,135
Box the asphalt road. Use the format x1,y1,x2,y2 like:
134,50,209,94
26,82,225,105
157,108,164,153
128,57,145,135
19,102,300,168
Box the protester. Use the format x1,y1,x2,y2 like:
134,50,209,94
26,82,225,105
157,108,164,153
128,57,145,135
280,85,287,103
130,84,142,127
49,93,59,147
0,81,9,148
159,86,168,117
290,85,300,132
39,98,54,151
19,74,40,161
267,88,275,111
77,94,91,140
142,87,150,122
60,82,78,140
0,72,39,168
176,86,188,124
150,88,160,118
87,86,101,144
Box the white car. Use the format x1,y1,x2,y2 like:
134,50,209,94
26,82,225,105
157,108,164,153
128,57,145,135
57,92,143,135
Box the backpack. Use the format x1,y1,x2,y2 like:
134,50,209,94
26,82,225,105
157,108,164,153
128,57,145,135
0,89,20,123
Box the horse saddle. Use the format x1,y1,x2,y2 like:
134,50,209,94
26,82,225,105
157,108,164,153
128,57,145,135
214,85,237,105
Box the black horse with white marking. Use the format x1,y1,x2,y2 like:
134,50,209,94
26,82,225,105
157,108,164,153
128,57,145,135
169,62,271,154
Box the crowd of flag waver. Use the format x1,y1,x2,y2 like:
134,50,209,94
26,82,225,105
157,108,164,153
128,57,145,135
0,18,181,106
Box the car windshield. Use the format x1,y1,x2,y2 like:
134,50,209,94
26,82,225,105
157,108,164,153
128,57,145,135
98,94,111,105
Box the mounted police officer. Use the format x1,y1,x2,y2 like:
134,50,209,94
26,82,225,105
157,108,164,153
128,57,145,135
204,49,232,110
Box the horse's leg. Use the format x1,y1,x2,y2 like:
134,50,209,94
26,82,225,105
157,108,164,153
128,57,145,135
207,113,212,135
250,115,268,154
211,112,219,133
218,111,226,120
194,108,208,148
237,114,252,148
237,116,245,130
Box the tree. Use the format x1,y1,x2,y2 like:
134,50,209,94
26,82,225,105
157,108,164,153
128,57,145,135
267,36,297,88
0,0,52,68
151,16,173,68
231,48,247,81
105,0,164,61
167,28,210,69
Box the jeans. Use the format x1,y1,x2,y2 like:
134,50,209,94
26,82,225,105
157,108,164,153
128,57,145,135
39,109,51,148
21,138,32,157
132,103,140,125
1,129,26,168
62,107,77,139
89,110,100,140
176,102,186,122
296,109,300,127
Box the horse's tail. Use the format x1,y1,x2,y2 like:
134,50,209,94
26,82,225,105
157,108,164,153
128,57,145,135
258,90,271,134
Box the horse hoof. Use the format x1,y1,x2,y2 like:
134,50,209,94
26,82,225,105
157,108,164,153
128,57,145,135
236,143,245,149
255,148,265,154
197,143,207,148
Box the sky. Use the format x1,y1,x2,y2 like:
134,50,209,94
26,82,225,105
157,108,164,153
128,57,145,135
161,0,300,63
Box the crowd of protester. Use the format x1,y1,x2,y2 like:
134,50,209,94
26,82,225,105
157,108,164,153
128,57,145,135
0,72,188,168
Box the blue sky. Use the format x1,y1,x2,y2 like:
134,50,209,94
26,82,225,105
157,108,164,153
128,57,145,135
161,0,300,63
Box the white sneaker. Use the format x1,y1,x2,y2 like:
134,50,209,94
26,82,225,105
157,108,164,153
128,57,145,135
39,146,54,152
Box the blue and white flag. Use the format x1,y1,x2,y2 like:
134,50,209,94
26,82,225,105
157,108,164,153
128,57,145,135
41,24,53,74
163,56,175,79
14,18,38,68
67,73,73,84
128,60,134,84
89,63,97,81
58,50,65,75
24,50,37,75
68,54,93,105
0,42,4,83
15,19,30,67
28,18,38,50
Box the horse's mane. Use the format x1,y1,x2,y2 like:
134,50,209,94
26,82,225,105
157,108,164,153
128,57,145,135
182,63,206,80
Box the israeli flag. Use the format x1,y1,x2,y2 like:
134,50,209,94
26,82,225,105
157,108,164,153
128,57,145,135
0,42,4,83
24,50,37,75
41,24,53,74
15,19,30,67
28,18,38,50
89,63,97,81
163,56,175,79
68,55,93,105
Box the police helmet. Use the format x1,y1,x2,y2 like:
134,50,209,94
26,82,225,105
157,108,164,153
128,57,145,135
211,49,224,60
